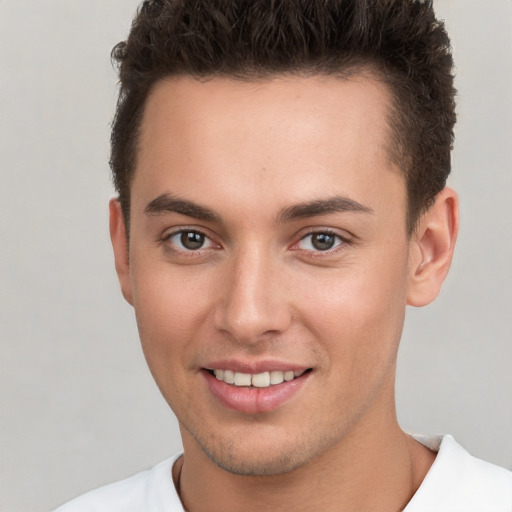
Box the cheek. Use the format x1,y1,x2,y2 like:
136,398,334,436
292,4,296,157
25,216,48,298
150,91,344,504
130,260,213,371
297,249,410,374
130,265,216,416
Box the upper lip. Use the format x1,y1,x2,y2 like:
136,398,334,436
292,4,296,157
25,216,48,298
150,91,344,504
203,359,311,374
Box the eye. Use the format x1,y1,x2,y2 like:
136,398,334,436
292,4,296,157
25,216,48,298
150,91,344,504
296,231,344,252
166,230,217,251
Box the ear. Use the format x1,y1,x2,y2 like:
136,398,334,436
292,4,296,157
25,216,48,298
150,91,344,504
407,187,459,307
109,198,133,305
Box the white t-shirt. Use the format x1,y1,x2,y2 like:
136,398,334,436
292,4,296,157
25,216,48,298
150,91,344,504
54,435,512,512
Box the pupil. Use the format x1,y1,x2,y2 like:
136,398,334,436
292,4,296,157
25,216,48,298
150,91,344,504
312,233,335,251
181,231,204,250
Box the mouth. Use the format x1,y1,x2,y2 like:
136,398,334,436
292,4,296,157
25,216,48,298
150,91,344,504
202,366,312,414
206,368,310,388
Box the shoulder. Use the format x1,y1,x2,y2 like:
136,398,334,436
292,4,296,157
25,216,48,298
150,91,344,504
406,434,512,512
53,455,184,512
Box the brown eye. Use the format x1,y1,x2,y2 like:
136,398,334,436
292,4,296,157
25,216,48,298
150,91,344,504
296,231,344,252
165,229,219,255
311,233,336,251
180,231,205,250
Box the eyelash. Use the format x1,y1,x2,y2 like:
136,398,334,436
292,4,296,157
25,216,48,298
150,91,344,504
292,229,350,255
161,228,219,255
160,228,351,257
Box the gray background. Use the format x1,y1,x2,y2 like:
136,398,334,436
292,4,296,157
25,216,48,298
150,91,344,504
0,1,510,511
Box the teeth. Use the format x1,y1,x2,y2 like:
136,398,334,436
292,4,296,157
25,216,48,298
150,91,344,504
270,370,284,385
252,372,271,388
213,369,307,388
284,371,295,381
234,372,252,386
223,370,235,384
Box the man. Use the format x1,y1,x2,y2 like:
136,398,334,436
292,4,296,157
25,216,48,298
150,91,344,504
55,0,512,510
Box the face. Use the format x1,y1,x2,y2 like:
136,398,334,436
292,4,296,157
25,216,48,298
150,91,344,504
116,74,417,475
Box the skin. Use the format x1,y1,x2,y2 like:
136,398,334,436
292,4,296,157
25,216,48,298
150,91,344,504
110,74,458,511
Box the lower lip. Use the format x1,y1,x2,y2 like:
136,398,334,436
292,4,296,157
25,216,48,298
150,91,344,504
203,370,310,414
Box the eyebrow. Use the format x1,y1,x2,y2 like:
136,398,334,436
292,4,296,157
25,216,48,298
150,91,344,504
144,193,220,222
278,196,374,222
144,193,373,224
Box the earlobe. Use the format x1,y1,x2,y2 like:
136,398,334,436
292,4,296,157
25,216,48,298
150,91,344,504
407,187,459,307
109,198,134,305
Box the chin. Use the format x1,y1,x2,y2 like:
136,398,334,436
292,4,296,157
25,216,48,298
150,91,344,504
186,423,336,477
203,444,310,476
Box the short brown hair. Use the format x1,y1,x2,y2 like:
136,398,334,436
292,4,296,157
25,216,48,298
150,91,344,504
111,0,456,234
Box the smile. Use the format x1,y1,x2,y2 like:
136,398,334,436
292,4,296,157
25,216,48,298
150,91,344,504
211,369,307,388
203,367,312,414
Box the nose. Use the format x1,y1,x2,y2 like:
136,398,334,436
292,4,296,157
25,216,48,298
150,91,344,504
213,246,292,344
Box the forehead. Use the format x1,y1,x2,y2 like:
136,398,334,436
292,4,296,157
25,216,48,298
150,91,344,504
139,72,394,160
133,73,404,222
